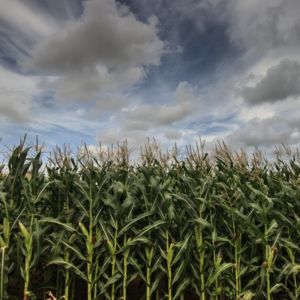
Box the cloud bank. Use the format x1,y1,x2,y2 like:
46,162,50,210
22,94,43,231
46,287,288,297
1,0,300,152
24,0,165,100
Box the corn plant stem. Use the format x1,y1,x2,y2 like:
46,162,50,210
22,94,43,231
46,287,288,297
266,267,271,300
87,255,93,300
289,251,298,299
166,233,172,300
147,244,154,299
292,251,298,298
86,185,94,300
64,251,70,300
122,256,128,300
264,226,271,300
211,226,217,298
146,222,152,300
0,247,6,300
145,246,154,300
199,242,205,300
232,217,241,300
24,248,30,299
23,217,34,300
195,211,205,300
146,270,151,300
65,271,70,300
265,245,271,300
111,227,118,300
93,264,99,299
209,195,218,300
122,236,128,300
234,237,241,300
111,253,116,300
65,189,70,300
212,248,217,300
87,221,93,299
293,273,298,299
146,264,151,300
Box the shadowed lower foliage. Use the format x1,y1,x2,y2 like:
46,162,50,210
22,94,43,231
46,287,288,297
0,137,300,299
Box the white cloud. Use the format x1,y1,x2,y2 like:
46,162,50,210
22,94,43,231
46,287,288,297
24,0,165,101
123,82,198,130
97,127,150,151
217,0,300,151
0,67,40,122
52,66,145,101
2,0,300,153
30,107,102,135
124,103,193,130
164,128,183,140
0,67,102,137
226,115,300,148
228,0,300,53
91,95,126,115
0,0,59,63
0,0,58,37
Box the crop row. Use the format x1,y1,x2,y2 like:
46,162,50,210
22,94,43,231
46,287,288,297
0,139,300,299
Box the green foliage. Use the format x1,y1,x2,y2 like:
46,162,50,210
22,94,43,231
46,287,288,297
0,137,300,299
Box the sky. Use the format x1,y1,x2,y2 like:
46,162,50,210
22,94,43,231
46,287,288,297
1,0,300,155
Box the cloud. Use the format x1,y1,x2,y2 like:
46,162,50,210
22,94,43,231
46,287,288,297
130,0,228,34
123,82,198,130
51,66,145,101
97,127,149,150
24,0,165,101
0,0,61,73
164,128,183,140
241,59,300,105
0,0,58,38
226,115,300,147
94,81,204,148
31,107,102,135
2,0,300,153
96,126,191,152
124,103,192,130
0,67,40,122
0,66,101,137
92,95,126,115
228,0,300,52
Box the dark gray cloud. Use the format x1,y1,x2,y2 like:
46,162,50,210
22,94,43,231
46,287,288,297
23,0,165,100
241,59,300,105
121,0,234,89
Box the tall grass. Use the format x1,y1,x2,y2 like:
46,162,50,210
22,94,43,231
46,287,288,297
0,137,300,299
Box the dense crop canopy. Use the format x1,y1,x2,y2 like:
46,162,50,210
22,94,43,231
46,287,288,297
0,138,300,299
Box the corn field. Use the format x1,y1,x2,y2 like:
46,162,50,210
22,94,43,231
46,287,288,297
1,137,300,300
